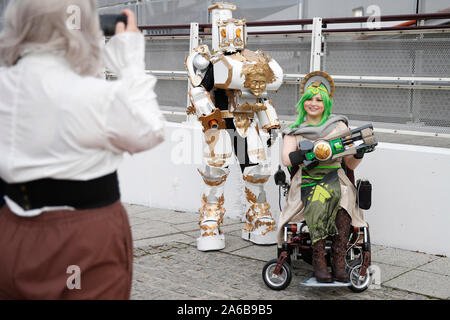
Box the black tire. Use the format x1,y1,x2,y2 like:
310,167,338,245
262,258,293,290
347,260,371,293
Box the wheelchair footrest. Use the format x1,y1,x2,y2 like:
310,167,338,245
300,276,351,287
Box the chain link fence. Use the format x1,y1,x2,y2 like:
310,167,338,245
322,31,450,132
144,29,450,134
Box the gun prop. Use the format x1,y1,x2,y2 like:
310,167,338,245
289,124,377,170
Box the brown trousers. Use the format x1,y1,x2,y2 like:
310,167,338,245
0,201,133,300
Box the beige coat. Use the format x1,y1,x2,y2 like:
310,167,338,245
277,121,367,247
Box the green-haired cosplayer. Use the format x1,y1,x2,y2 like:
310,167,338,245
278,71,368,283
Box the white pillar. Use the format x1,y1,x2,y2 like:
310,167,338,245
310,17,323,72
186,23,200,123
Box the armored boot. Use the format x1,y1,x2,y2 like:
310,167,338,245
197,166,229,251
242,165,277,245
312,239,333,283
331,209,352,282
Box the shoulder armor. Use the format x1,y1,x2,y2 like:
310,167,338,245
186,45,212,87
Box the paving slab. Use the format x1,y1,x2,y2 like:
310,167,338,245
222,217,243,226
292,259,314,272
416,257,450,277
371,244,389,253
232,244,278,262
171,221,199,233
228,229,245,238
132,220,180,241
221,235,253,254
221,221,246,233
383,269,450,299
180,230,199,245
128,215,149,227
133,208,197,224
125,204,153,215
134,234,194,250
371,246,440,268
371,262,411,284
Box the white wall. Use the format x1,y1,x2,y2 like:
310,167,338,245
118,121,285,221
356,142,450,257
118,122,450,256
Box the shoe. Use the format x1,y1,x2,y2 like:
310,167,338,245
242,167,277,245
331,209,352,282
197,196,226,251
242,201,277,245
312,239,333,283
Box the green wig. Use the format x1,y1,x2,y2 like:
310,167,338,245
290,83,333,129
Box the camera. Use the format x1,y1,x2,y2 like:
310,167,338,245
99,14,128,37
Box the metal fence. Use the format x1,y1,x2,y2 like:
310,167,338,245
323,31,450,129
142,16,450,134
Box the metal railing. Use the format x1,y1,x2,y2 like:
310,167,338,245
129,13,450,134
138,12,450,36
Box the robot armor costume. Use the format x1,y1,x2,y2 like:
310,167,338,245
242,165,277,244
197,166,229,251
203,128,233,168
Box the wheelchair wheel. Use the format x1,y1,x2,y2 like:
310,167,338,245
348,260,371,293
262,258,292,290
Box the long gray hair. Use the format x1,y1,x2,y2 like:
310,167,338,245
0,0,103,76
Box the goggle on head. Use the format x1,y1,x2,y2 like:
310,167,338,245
218,18,246,53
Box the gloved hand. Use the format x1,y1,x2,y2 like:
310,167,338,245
354,148,365,159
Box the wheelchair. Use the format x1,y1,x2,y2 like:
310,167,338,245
262,164,374,293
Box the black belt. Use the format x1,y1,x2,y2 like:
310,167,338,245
1,172,120,211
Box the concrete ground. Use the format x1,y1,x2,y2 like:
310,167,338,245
125,204,450,300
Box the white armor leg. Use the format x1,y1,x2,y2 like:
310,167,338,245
197,165,229,251
242,164,277,245
195,122,233,251
246,122,267,164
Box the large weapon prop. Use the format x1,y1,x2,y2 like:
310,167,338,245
288,124,378,170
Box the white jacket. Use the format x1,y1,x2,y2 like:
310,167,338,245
0,32,165,215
